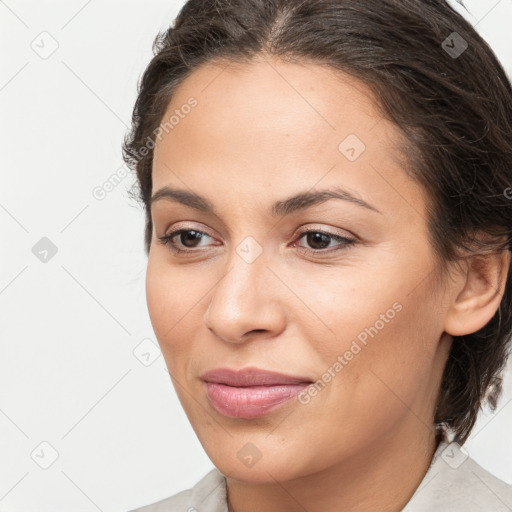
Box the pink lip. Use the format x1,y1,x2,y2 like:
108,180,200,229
201,367,312,419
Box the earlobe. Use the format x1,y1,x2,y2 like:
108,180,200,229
444,249,510,337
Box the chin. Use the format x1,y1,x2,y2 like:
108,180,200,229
200,436,313,484
215,458,304,484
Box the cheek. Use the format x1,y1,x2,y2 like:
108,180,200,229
297,257,443,416
145,256,224,374
145,259,172,339
279,263,405,368
145,258,198,352
322,282,442,431
304,243,441,372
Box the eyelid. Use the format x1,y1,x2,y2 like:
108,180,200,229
162,221,217,239
162,222,355,243
293,223,356,241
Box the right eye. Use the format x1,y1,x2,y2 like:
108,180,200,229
158,228,218,254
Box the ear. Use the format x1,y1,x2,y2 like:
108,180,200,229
444,249,510,337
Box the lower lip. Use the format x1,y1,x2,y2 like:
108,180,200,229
203,381,310,419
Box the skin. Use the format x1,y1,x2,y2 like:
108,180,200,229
146,56,510,512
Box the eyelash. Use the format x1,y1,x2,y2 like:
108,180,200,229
157,227,355,256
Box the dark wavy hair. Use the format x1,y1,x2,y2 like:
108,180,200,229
122,0,512,445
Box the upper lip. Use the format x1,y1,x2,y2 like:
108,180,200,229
201,367,313,387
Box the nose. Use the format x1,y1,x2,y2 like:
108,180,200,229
202,247,286,344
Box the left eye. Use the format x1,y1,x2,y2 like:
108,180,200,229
293,230,355,253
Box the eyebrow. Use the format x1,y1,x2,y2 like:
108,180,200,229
150,185,382,217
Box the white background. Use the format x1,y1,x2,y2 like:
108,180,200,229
1,1,512,510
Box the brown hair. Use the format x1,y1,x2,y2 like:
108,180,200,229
122,0,512,445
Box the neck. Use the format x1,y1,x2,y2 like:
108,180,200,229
226,423,441,512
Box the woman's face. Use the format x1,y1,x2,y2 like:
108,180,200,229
147,57,455,482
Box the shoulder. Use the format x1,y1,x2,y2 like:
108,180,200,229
127,488,191,512
403,441,512,511
128,467,228,512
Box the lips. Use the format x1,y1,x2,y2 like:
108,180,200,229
201,367,313,419
200,367,313,387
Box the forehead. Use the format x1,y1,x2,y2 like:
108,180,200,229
155,56,398,153
151,56,424,223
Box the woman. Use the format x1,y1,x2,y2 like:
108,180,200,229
125,0,512,510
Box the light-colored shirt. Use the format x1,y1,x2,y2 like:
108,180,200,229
128,440,512,511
